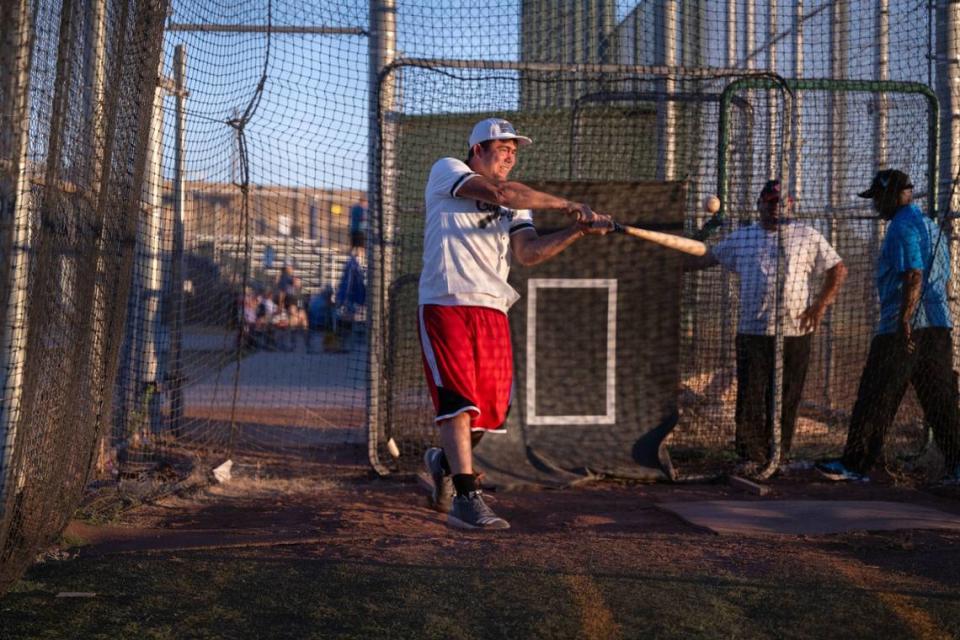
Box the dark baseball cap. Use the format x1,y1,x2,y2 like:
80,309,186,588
858,169,913,199
758,179,781,202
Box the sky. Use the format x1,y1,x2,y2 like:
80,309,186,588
159,0,936,195
160,0,524,190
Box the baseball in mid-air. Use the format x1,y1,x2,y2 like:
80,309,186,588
387,437,400,458
703,195,721,214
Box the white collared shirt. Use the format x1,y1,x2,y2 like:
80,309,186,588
710,221,842,336
418,157,534,313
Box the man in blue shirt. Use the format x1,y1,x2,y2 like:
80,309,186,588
817,169,960,483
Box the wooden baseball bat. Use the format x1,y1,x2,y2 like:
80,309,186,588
612,222,708,256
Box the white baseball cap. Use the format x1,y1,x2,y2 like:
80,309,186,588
468,117,533,148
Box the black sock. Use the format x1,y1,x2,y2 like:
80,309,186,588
452,473,478,496
438,449,451,475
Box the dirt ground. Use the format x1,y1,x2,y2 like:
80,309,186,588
5,446,960,639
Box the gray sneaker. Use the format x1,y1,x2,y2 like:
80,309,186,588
447,491,510,530
422,447,454,513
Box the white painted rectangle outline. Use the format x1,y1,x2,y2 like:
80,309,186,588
526,278,617,425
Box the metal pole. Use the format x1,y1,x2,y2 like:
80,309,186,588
743,0,757,206
571,1,582,108
758,0,782,479
760,71,795,481
88,0,107,183
141,59,166,435
0,0,35,508
726,0,737,67
766,0,778,179
86,0,113,456
789,5,805,465
762,104,790,480
368,0,397,474
117,39,168,443
743,0,757,197
824,1,849,410
169,44,187,437
743,0,756,206
393,56,769,78
936,0,960,375
166,24,366,35
656,0,677,181
718,0,737,387
791,0,804,199
876,0,889,168
937,0,959,217
869,0,889,334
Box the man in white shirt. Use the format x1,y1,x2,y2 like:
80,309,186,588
419,117,612,530
688,180,847,468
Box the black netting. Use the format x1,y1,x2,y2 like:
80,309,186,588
0,0,167,594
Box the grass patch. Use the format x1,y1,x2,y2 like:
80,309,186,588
3,550,958,639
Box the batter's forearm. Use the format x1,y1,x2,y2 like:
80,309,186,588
900,269,923,326
512,226,584,266
458,176,571,211
497,182,570,211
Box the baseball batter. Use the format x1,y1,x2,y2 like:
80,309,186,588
419,117,612,530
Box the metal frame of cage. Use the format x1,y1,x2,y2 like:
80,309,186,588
367,57,791,475
712,78,940,476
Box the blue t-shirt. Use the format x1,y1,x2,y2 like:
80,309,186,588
876,203,952,334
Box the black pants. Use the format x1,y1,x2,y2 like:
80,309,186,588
842,328,960,474
735,333,812,463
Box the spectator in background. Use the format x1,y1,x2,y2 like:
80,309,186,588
275,263,309,351
350,195,368,249
255,289,278,350
309,284,335,333
336,250,367,345
239,286,259,350
275,263,297,309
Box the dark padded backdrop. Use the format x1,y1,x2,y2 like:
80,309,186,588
474,181,685,489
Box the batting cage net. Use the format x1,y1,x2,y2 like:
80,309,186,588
2,0,959,594
0,0,168,594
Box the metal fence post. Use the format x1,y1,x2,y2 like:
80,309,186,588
0,0,35,510
368,0,396,474
169,44,187,437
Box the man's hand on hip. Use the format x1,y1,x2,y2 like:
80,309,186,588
898,319,916,354
799,302,827,333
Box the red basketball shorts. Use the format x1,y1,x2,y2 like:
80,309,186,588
418,304,513,432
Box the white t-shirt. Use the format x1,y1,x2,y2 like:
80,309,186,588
418,157,535,313
710,222,842,336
